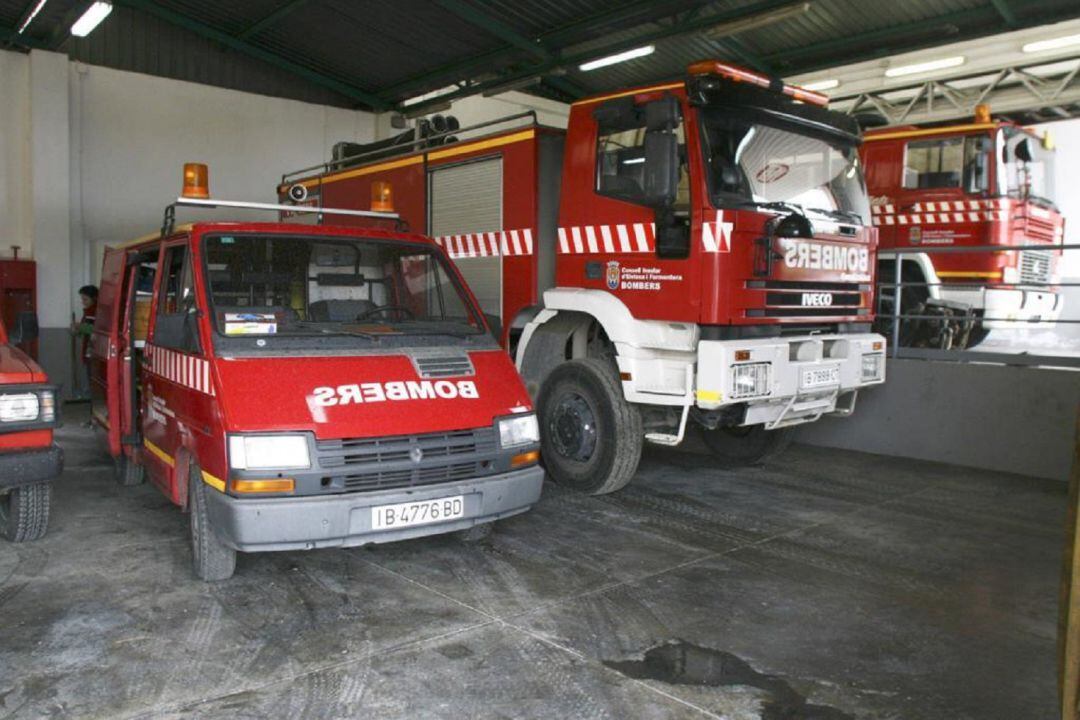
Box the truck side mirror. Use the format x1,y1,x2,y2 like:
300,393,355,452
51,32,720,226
643,132,678,207
9,311,38,345
1014,137,1034,163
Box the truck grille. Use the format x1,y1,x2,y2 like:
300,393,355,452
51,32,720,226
315,428,497,493
1019,250,1053,285
748,280,869,318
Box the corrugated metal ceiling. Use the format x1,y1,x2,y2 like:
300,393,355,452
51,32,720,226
2,0,1079,111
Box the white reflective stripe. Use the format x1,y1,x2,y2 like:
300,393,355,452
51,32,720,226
702,219,718,252
510,230,523,255
558,227,569,253
571,226,584,253
598,225,614,252
884,216,895,225
616,225,632,252
465,234,477,257
633,223,649,252
584,226,598,253
523,228,533,255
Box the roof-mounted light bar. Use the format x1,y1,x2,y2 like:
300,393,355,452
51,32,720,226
687,60,829,107
173,197,399,220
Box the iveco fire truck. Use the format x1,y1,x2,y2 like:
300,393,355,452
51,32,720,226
279,61,887,495
91,165,543,580
861,106,1064,348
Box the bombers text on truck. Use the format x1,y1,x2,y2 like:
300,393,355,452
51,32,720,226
279,61,888,495
90,168,543,581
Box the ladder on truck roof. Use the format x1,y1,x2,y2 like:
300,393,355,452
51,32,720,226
280,111,540,186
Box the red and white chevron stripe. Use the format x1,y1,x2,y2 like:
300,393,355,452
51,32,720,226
871,199,1013,226
147,344,215,396
558,223,655,254
433,229,533,259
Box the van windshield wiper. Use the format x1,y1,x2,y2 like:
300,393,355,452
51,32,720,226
735,200,807,216
290,321,382,341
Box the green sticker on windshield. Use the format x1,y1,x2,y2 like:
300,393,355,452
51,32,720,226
220,236,235,244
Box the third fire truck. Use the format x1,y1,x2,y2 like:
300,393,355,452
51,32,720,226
861,106,1064,348
279,61,887,495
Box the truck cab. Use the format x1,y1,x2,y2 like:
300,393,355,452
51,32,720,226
861,110,1064,347
0,314,62,542
92,194,543,581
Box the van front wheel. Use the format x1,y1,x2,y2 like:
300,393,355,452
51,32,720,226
189,463,236,581
0,483,51,542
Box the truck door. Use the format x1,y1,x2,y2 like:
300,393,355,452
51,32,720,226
143,241,201,494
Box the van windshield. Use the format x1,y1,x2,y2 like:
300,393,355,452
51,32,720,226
203,234,485,345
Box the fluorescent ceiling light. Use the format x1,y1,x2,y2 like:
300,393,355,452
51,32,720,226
16,0,48,34
579,44,655,72
71,1,112,37
885,55,965,78
1022,33,1080,54
402,84,458,107
800,78,839,92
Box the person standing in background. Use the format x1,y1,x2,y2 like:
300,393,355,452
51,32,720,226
71,285,98,400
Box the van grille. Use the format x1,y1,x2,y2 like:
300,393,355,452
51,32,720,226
1019,250,1052,285
411,354,475,378
315,428,497,493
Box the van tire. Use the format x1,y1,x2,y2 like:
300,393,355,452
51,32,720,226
189,463,236,581
699,425,792,466
537,358,642,495
455,522,494,543
114,454,145,486
0,482,51,543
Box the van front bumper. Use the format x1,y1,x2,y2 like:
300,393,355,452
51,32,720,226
0,444,63,491
203,465,545,552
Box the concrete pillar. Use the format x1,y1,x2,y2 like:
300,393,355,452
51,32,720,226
29,50,74,395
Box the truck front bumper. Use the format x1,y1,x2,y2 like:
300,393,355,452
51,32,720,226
0,444,63,491
203,465,545,552
938,286,1062,329
695,333,886,429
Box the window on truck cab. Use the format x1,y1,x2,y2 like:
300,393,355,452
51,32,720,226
903,135,989,193
595,109,690,211
153,244,201,353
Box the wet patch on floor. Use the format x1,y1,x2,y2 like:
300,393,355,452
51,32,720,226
605,640,855,720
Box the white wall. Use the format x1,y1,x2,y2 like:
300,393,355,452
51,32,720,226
0,51,30,257
1035,117,1080,278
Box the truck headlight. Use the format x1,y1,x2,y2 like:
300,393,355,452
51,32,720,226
228,434,310,470
731,363,771,399
861,353,884,381
498,414,539,448
0,390,53,425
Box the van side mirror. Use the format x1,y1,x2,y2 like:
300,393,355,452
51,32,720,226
8,311,38,345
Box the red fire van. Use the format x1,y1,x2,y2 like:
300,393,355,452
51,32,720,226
91,173,543,580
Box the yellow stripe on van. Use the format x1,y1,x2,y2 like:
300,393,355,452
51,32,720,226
143,439,175,467
201,471,226,492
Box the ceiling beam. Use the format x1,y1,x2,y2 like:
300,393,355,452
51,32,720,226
45,1,94,50
0,23,48,49
236,0,310,41
989,0,1017,28
114,0,390,110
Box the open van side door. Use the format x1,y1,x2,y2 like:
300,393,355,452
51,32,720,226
90,248,128,455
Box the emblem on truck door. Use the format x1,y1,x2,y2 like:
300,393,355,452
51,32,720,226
606,261,620,290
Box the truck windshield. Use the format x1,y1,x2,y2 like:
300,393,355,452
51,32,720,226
202,234,484,343
1000,128,1057,207
698,108,871,225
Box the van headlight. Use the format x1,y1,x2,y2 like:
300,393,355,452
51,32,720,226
731,363,771,399
498,414,539,448
229,434,310,470
0,388,55,424
861,353,884,381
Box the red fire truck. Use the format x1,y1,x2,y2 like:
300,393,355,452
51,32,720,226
91,168,543,580
279,61,887,495
861,106,1064,348
0,314,61,542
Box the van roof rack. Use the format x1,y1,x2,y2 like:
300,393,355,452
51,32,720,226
160,197,402,237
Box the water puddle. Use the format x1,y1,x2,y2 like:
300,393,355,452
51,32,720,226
604,640,854,720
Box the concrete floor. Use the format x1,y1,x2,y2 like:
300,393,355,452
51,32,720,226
0,405,1066,720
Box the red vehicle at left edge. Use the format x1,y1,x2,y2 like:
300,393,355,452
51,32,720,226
0,315,62,543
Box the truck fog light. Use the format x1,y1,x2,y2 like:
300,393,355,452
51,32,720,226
861,353,884,381
731,363,770,399
0,393,39,422
498,414,539,448
229,434,310,470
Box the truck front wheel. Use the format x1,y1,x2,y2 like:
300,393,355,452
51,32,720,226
0,482,51,542
537,358,642,495
189,463,236,581
699,425,792,467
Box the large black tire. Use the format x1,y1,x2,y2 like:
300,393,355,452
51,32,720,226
0,482,51,543
537,358,642,495
114,454,145,487
699,425,792,467
189,462,236,581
